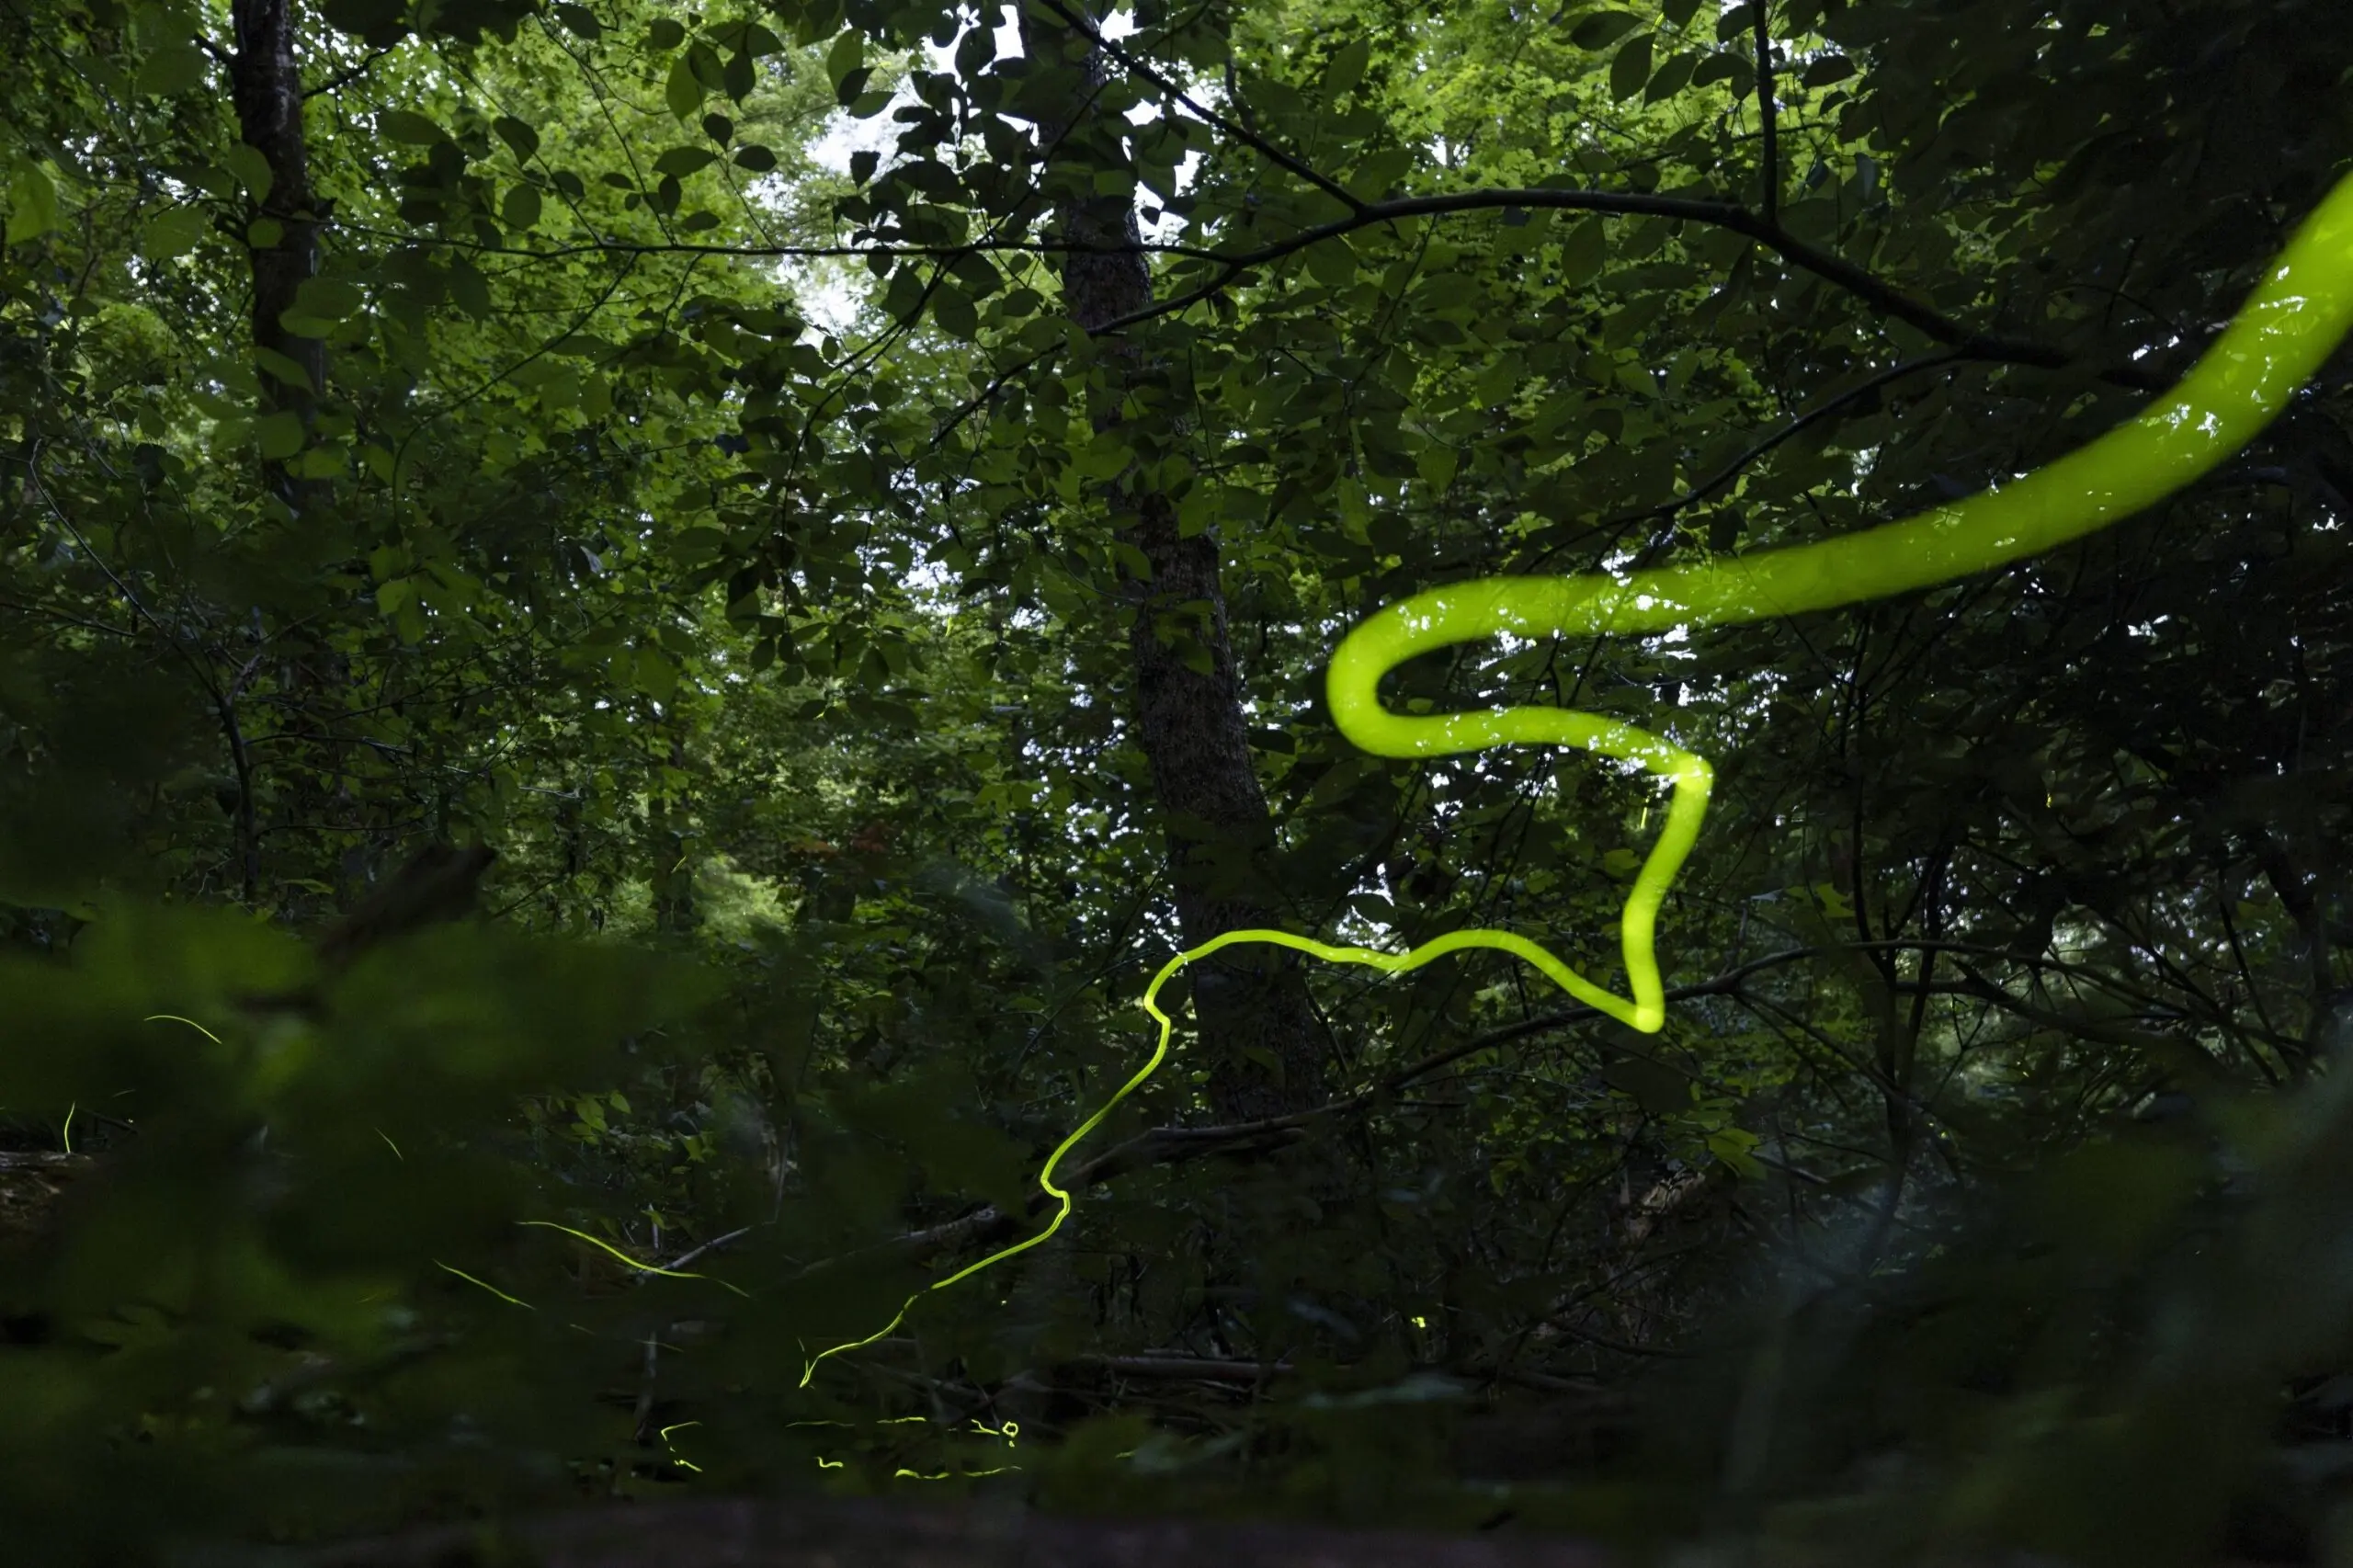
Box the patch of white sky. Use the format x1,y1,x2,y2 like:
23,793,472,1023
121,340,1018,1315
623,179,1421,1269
780,4,1206,338
772,5,1216,612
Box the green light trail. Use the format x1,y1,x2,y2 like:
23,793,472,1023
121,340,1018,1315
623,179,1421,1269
801,170,2353,1387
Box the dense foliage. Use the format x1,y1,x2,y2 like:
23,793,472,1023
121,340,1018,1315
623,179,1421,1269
3,0,2351,1563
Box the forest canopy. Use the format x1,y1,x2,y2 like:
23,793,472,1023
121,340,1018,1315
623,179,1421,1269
2,0,2351,1564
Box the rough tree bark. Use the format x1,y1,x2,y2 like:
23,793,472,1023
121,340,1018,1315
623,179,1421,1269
229,0,325,490
227,0,386,919
1014,4,1330,1123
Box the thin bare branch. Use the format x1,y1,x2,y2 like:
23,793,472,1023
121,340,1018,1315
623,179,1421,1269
337,180,2161,392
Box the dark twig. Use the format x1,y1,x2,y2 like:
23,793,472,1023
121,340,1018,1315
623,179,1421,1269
1603,350,1971,537
1084,189,2163,392
304,43,396,98
1061,1351,1294,1382
1751,0,1779,226
332,182,2162,392
661,1224,755,1273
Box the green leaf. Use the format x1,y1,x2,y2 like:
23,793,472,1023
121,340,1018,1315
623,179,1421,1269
1646,50,1699,102
1690,51,1745,89
293,444,347,479
1559,217,1607,285
733,143,779,174
288,275,364,325
825,29,863,88
835,64,874,107
245,217,284,248
949,251,1002,299
1322,38,1370,102
187,163,238,199
701,112,733,144
880,266,926,324
934,285,977,340
1570,9,1643,49
634,647,678,702
222,142,275,202
688,40,727,90
553,3,601,38
646,17,686,50
449,256,491,318
378,108,446,145
6,163,57,244
1663,0,1704,23
254,347,316,392
1609,35,1654,100
135,42,207,96
654,146,718,177
847,148,877,184
535,366,581,414
502,184,542,230
723,48,754,101
1075,426,1131,481
1706,1126,1765,1180
1346,146,1412,201
320,0,407,38
1801,53,1856,87
493,116,540,160
665,57,702,119
1239,1043,1285,1082
141,204,207,257
1304,239,1358,288
256,411,306,460
1603,1054,1691,1115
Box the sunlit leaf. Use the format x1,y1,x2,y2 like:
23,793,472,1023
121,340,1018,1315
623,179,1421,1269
6,163,59,243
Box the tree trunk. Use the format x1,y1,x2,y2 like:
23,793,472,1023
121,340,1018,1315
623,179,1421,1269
1016,5,1330,1124
228,0,373,920
229,0,325,492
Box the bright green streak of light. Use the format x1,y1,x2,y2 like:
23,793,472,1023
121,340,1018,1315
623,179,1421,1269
801,173,2353,1388
1324,177,2353,1029
143,1013,224,1046
658,1420,704,1473
435,1261,535,1311
517,1219,753,1298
